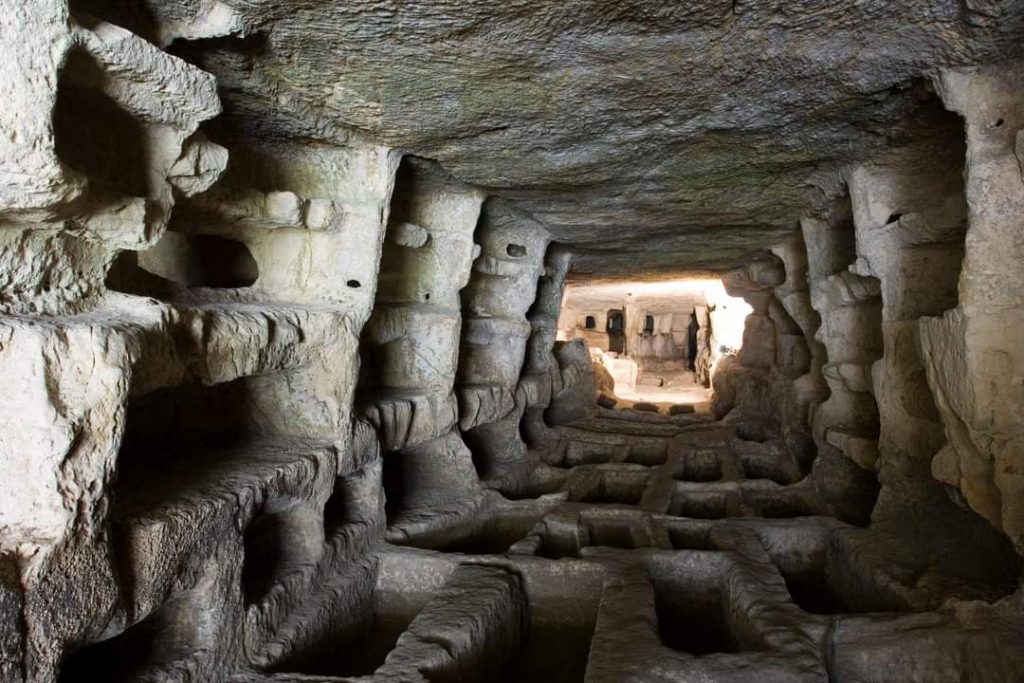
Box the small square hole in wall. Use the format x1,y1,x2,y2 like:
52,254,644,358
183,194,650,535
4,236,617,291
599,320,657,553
128,233,259,289
506,243,527,257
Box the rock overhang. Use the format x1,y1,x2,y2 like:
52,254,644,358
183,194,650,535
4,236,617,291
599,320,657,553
73,0,1024,278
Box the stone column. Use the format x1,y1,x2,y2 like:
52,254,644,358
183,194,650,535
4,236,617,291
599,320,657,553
457,200,550,484
520,245,573,446
358,159,485,520
692,305,714,387
800,202,883,525
715,257,813,456
771,234,828,409
920,63,1024,554
846,142,967,510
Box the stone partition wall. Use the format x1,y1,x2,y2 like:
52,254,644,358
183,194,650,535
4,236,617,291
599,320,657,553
0,8,221,680
691,304,715,386
845,140,968,518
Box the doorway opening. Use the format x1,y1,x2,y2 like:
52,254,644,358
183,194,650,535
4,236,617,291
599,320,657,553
607,309,625,353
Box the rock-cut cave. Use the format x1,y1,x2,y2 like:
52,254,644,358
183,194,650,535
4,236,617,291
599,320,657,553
3,2,1024,682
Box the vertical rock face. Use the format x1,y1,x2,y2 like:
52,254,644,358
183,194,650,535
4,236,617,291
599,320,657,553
0,8,399,681
0,2,222,316
919,63,1024,555
2,4,1024,683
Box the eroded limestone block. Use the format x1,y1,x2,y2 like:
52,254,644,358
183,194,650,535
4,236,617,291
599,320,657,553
547,340,597,425
0,6,222,314
377,160,484,309
457,384,517,431
458,317,532,387
387,431,481,513
822,362,874,394
0,301,175,679
462,200,550,320
830,608,1024,682
174,303,356,387
517,371,554,412
169,138,400,315
152,1,246,47
920,309,1013,532
523,315,558,374
362,391,459,452
363,306,462,391
463,415,529,482
826,427,880,471
0,1,82,210
738,314,776,370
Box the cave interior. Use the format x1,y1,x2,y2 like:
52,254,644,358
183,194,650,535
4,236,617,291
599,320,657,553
3,1,1024,682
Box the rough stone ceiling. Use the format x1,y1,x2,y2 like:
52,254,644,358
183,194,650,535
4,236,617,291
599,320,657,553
89,0,1024,277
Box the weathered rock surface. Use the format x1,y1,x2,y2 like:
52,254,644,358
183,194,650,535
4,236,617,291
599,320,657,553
66,0,1024,278
2,3,1024,683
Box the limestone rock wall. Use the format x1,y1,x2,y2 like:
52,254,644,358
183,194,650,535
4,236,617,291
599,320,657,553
0,10,582,675
711,74,1022,589
3,4,1024,682
920,63,1024,556
800,203,885,525
692,304,715,386
0,6,401,681
713,257,815,461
